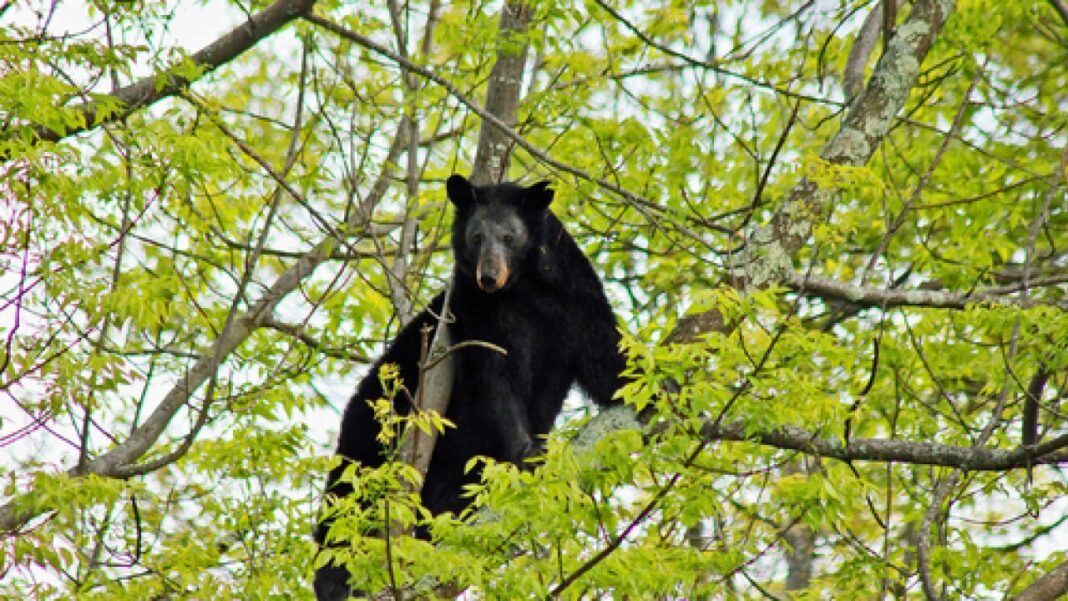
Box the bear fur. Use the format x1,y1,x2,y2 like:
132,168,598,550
314,175,626,600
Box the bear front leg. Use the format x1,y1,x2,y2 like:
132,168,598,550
473,365,539,468
574,311,628,407
494,391,540,469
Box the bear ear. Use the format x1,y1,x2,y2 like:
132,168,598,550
526,180,554,211
447,174,476,209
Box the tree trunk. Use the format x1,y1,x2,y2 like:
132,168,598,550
399,0,533,486
470,1,532,185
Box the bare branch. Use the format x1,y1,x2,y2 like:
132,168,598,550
421,340,507,372
1021,368,1050,447
400,286,455,485
590,0,842,108
262,317,369,364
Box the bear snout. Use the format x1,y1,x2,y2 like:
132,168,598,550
476,257,510,292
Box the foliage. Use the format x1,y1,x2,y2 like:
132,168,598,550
1,0,1067,599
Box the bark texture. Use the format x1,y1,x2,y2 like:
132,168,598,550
470,1,533,185
1011,558,1068,601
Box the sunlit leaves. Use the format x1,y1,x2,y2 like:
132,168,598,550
2,0,1067,598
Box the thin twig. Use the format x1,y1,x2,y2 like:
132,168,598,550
421,340,508,371
590,0,843,108
0,48,411,534
261,317,369,363
861,71,980,285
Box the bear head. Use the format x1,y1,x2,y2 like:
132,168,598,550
446,174,554,293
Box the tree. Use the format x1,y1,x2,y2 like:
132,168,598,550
1,0,1067,598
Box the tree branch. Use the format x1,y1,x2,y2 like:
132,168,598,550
788,273,1068,310
262,317,369,364
1050,0,1068,28
843,0,904,101
0,113,410,535
1011,558,1068,601
470,1,532,185
394,0,533,495
4,0,316,150
686,419,1068,472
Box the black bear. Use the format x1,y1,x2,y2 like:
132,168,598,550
314,174,626,600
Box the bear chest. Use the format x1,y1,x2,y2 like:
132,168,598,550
457,294,567,345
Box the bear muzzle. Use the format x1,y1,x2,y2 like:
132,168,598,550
476,258,510,293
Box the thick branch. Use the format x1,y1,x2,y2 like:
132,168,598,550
1012,558,1068,601
746,0,956,289
395,1,532,488
5,0,316,148
783,462,816,591
843,0,903,100
470,1,532,185
789,273,1068,310
688,420,1068,472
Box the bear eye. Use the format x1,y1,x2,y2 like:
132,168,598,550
503,234,514,244
471,233,483,244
